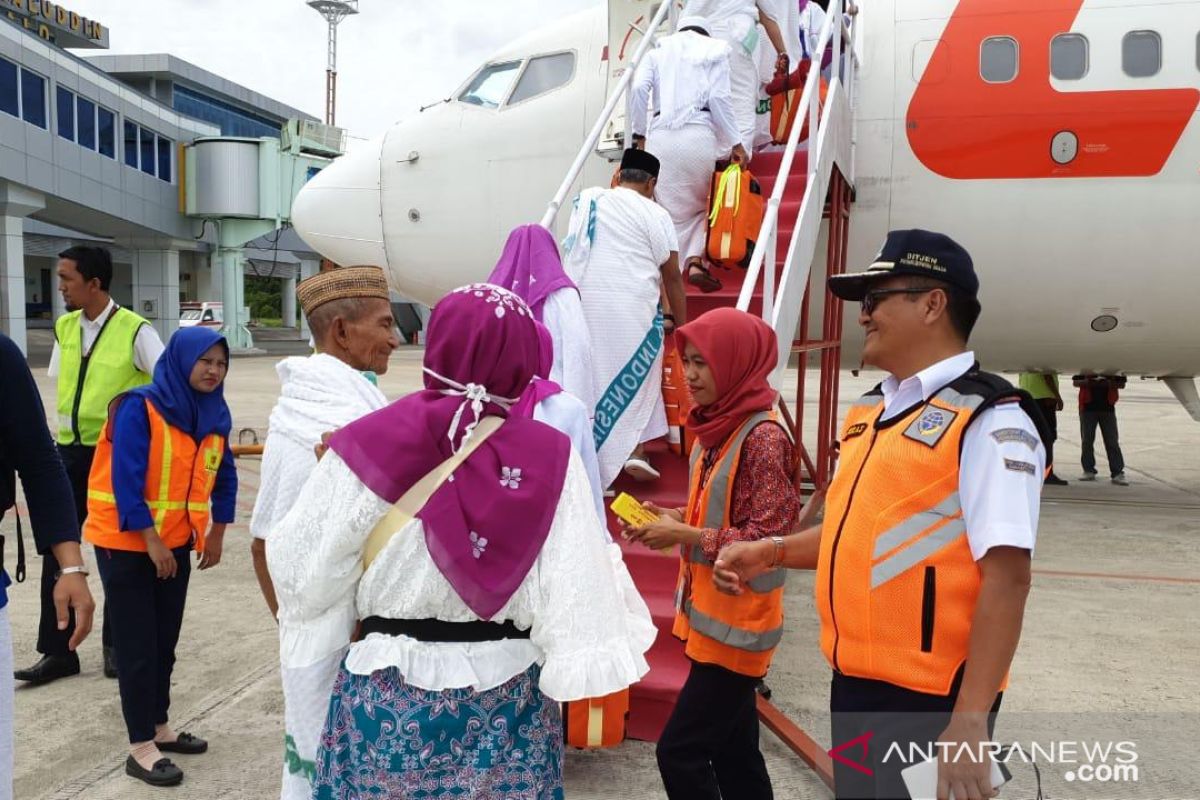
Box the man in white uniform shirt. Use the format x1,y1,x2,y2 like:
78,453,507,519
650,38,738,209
714,230,1046,799
250,266,396,800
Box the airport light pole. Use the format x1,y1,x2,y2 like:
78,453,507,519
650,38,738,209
306,0,359,126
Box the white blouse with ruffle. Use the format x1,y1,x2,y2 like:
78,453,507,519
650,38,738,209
267,447,656,702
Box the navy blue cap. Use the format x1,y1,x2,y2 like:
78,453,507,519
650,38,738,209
829,229,977,301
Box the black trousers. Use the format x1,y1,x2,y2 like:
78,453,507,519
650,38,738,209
1034,398,1058,470
38,445,110,656
1080,410,1125,477
95,545,191,743
829,671,1001,800
656,660,773,800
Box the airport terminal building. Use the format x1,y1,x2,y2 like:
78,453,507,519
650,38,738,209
0,2,323,353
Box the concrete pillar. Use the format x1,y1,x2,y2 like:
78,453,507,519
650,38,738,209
0,183,45,354
197,251,220,303
282,274,297,329
297,258,319,338
217,246,253,350
132,249,181,343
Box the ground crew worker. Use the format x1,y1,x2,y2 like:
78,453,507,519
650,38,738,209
15,246,163,686
714,230,1046,800
626,307,799,800
1018,372,1066,485
84,326,236,787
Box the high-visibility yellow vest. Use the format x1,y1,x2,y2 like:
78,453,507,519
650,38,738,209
84,398,225,553
673,410,793,678
54,307,151,446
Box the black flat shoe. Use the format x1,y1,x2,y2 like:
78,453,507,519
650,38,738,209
157,732,208,755
125,755,183,787
103,647,119,679
13,653,80,684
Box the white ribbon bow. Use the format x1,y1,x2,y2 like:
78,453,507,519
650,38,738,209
423,368,519,452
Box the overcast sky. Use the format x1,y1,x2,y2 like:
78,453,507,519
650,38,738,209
62,0,597,142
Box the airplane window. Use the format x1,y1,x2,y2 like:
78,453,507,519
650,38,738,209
980,37,1018,83
1051,33,1088,80
458,61,522,108
1122,31,1161,77
507,52,576,105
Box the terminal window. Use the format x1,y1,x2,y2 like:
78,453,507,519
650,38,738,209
123,119,172,183
1,57,47,129
55,86,116,159
172,84,280,138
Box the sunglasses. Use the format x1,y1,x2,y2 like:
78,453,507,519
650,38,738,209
860,287,933,315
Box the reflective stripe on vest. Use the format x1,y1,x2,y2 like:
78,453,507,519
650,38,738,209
55,308,151,446
674,410,792,676
83,398,225,553
816,377,1007,696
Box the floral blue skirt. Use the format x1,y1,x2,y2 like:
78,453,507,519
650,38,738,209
313,662,563,800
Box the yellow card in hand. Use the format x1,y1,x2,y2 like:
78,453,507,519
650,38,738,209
610,492,660,528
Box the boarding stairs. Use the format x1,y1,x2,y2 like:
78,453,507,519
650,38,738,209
540,0,860,788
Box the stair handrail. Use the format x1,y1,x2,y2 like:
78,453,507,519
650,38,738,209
736,1,859,380
539,0,674,230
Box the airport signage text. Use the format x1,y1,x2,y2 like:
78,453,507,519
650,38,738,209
1,0,108,49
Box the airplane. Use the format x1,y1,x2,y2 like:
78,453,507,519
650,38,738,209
290,0,1200,418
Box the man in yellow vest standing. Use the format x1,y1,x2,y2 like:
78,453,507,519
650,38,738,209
715,230,1046,799
1018,372,1067,485
14,246,163,686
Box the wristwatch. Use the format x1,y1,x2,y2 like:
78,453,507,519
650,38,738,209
55,565,90,580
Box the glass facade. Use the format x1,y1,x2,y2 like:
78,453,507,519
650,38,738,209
124,120,138,167
139,126,155,175
172,84,280,138
157,135,171,182
0,58,16,117
98,107,115,158
2,58,47,127
56,85,74,139
19,68,45,128
76,96,95,149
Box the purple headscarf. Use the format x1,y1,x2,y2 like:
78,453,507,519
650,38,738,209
487,224,577,322
329,284,571,619
511,321,563,418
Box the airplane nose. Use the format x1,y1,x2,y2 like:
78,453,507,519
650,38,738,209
292,135,388,268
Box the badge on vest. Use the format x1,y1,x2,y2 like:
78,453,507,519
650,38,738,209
903,406,958,448
844,422,869,441
204,448,221,473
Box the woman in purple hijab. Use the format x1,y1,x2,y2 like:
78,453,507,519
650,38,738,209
267,284,654,800
488,224,596,414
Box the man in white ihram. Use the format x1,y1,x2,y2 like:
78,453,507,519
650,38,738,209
249,266,398,800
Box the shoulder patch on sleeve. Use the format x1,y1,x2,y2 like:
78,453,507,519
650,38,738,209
1003,458,1037,475
990,427,1040,451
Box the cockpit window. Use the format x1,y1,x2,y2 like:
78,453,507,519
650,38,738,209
508,52,576,105
458,61,522,108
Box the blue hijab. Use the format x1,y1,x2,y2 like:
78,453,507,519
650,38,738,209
127,327,232,442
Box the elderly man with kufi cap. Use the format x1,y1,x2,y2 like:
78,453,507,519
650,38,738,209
250,266,399,800
561,148,686,488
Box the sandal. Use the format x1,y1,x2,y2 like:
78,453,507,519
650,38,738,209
157,732,208,755
686,260,722,293
125,755,183,787
623,457,661,482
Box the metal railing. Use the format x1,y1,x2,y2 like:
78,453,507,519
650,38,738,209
538,0,674,230
735,0,859,382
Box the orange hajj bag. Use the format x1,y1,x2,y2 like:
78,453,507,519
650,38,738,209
705,163,765,269
564,689,630,749
662,339,695,456
766,60,828,145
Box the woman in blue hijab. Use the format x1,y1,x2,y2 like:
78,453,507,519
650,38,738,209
83,326,237,788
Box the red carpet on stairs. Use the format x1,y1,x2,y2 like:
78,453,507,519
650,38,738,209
610,148,810,743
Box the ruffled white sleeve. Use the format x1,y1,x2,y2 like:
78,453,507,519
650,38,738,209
531,452,656,702
266,451,391,669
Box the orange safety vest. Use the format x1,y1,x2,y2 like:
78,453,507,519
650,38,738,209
816,370,1041,695
673,410,791,678
84,398,226,554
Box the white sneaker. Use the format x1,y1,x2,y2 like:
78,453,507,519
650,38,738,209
1112,473,1129,486
1080,472,1097,482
